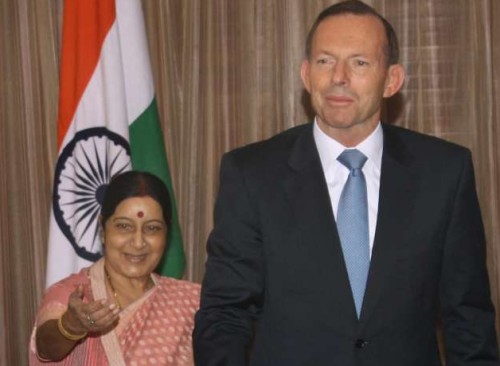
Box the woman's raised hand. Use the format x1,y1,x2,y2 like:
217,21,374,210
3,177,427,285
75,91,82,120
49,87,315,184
62,284,120,335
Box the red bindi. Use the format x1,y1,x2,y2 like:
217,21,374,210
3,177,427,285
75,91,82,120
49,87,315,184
137,211,144,218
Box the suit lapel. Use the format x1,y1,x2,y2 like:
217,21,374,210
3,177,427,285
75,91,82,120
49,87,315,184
361,124,419,321
285,125,358,327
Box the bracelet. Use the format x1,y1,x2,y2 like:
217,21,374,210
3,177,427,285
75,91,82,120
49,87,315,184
57,313,87,341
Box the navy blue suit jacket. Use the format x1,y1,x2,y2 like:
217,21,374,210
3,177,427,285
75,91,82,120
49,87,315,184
194,123,499,365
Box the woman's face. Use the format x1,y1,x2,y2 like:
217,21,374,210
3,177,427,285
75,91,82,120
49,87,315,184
102,196,167,281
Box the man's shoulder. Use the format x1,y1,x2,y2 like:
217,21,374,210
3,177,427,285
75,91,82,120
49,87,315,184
383,123,471,156
226,122,312,163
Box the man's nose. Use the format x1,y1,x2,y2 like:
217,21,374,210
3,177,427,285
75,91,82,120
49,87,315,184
331,61,349,85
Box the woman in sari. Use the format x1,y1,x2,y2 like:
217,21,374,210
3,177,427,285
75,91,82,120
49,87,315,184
30,171,200,365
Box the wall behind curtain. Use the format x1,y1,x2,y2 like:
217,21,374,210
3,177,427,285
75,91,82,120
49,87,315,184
0,1,498,364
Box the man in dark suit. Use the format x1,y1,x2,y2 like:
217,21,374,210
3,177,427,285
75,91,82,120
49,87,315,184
193,1,499,365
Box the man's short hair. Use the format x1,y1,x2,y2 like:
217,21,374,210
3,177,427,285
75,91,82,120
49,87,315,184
305,0,400,66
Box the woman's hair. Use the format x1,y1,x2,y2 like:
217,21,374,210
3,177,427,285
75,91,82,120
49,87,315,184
100,171,172,227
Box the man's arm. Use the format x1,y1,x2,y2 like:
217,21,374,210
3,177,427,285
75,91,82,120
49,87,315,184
193,152,264,366
440,150,499,364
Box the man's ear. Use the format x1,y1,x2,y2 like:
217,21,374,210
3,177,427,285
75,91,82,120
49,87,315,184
383,64,405,98
300,60,312,93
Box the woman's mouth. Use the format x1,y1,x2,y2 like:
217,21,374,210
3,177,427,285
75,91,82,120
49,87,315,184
123,253,148,263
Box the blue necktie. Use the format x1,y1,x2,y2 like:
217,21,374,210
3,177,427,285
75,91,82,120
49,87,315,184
336,149,370,318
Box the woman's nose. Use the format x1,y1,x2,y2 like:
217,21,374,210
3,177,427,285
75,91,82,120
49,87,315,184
132,231,146,248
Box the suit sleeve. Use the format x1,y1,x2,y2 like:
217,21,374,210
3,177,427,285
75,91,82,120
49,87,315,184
440,150,499,364
193,152,264,366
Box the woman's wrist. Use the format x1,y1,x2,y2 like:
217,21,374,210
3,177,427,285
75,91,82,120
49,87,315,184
57,312,87,341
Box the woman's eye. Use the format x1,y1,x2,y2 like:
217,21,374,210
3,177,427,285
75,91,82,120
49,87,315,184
116,223,131,230
144,225,162,233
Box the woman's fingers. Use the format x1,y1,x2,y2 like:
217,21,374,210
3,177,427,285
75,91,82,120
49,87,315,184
84,301,120,331
69,284,84,301
62,285,90,334
67,284,86,312
65,285,120,333
95,304,120,325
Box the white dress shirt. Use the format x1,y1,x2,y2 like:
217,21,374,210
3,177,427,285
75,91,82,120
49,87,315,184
313,120,383,257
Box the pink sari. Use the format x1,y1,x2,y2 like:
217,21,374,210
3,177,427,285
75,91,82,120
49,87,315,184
29,259,200,365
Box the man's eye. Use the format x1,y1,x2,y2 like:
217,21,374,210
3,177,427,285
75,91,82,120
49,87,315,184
355,60,368,66
317,57,332,65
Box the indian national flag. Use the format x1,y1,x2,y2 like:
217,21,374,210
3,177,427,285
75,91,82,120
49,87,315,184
46,0,185,287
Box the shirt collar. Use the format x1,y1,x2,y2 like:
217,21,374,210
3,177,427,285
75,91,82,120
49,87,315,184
313,118,383,172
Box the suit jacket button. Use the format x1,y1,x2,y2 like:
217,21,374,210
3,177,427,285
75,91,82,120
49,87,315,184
355,339,368,348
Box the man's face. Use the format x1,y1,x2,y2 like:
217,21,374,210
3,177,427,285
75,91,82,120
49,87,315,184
301,14,403,145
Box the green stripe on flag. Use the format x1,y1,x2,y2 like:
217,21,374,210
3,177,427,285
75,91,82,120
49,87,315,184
129,98,185,278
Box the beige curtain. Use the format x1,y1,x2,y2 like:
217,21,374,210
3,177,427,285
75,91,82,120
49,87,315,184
0,0,498,364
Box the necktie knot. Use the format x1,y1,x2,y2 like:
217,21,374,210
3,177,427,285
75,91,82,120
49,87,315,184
337,149,367,172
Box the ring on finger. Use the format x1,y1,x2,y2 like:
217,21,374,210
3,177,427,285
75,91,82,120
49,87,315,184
86,313,95,325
